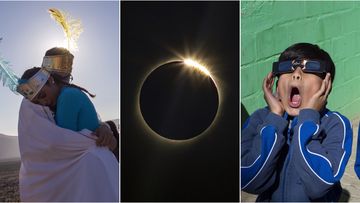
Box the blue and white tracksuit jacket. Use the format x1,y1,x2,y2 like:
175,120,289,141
354,123,360,178
241,107,352,201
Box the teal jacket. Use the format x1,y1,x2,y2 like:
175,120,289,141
55,87,99,132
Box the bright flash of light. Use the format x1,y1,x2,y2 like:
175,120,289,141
184,59,211,76
61,39,79,52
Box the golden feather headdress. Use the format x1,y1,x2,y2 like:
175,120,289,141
48,8,83,51
42,54,73,74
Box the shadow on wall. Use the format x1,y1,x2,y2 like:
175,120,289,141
241,103,250,128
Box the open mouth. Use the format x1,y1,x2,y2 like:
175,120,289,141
289,87,301,108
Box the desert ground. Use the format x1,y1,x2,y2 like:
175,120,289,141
0,159,20,202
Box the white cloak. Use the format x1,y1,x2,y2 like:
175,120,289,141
18,99,119,202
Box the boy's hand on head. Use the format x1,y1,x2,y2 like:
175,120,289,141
263,72,284,116
304,73,332,112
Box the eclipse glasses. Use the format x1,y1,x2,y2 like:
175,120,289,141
272,59,330,76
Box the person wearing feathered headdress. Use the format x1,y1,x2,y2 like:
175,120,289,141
16,47,119,201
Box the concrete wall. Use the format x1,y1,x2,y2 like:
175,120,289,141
241,1,360,121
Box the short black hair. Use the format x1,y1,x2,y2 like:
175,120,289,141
278,43,335,81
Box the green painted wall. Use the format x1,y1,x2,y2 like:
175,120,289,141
241,1,360,122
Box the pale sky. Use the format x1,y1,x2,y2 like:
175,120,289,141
0,1,120,136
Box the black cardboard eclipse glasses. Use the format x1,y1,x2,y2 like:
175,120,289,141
272,59,330,76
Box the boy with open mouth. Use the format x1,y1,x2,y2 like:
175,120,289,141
241,43,352,201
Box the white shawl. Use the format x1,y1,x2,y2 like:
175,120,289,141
18,99,119,202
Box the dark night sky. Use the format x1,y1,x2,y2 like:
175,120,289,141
121,1,239,201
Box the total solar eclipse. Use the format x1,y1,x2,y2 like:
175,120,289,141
139,59,219,140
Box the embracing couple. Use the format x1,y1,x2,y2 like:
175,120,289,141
16,47,119,202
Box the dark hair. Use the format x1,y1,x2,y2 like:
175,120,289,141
20,67,96,98
278,43,335,81
45,47,74,58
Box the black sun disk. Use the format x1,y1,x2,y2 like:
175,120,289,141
139,60,219,140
